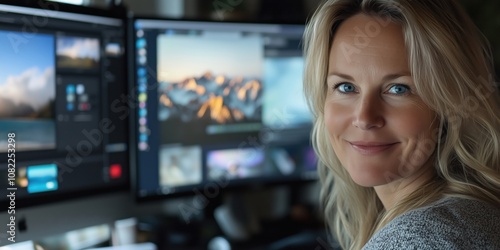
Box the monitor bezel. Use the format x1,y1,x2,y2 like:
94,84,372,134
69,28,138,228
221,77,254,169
128,16,316,204
0,0,130,211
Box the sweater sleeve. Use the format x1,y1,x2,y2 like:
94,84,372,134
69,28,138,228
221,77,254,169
362,211,462,249
362,198,500,250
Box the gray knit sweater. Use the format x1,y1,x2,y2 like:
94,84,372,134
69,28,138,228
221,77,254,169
362,197,500,249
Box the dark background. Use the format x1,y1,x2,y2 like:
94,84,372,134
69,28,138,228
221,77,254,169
176,0,500,81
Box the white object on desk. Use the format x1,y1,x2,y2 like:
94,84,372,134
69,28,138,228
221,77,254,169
112,217,138,246
0,241,35,250
87,242,157,250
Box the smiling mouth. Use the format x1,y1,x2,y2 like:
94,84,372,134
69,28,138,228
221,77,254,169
348,141,399,155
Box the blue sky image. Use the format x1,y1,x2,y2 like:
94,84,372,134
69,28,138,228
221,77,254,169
57,36,99,61
0,30,54,85
157,33,263,83
263,57,312,127
0,30,55,117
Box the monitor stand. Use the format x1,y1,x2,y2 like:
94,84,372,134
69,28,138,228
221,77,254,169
213,193,260,241
212,186,291,241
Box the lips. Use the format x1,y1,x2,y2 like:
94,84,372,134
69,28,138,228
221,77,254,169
348,141,399,155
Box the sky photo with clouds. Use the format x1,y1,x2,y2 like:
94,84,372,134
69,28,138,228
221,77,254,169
0,30,55,118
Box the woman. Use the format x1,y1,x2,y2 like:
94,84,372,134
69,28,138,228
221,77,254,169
303,0,500,249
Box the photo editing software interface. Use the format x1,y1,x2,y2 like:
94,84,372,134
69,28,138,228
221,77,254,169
133,19,317,199
0,3,128,209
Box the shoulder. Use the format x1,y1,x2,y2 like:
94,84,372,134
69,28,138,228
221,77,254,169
362,197,500,250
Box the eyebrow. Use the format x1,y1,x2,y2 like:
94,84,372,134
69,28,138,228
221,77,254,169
327,72,412,82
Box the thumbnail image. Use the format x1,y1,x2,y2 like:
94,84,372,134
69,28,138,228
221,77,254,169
159,145,202,187
57,36,100,69
16,167,28,188
270,148,296,175
27,164,58,194
263,57,312,128
157,34,263,125
105,42,123,56
0,30,56,152
207,147,266,180
303,146,318,172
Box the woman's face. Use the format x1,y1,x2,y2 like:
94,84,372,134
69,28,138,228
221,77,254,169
325,14,438,188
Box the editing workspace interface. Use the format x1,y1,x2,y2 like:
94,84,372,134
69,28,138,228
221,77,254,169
131,18,317,200
0,2,129,209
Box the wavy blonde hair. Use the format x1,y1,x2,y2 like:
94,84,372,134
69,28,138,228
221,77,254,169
303,0,500,249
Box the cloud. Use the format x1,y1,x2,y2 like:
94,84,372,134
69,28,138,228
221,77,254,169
0,67,55,114
0,97,34,117
57,38,100,61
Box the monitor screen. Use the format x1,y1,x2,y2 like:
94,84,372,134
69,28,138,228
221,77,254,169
131,18,316,201
0,1,129,210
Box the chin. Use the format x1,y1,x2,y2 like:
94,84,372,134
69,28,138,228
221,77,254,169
348,171,392,187
351,179,384,187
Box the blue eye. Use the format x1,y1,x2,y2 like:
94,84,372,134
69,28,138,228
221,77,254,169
336,83,356,93
388,84,410,95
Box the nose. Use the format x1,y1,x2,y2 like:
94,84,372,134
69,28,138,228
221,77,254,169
352,94,385,130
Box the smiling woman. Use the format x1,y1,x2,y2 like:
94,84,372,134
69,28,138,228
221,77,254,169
325,14,438,195
303,0,500,249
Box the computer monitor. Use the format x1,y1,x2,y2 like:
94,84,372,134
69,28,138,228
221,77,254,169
130,18,316,202
0,0,132,242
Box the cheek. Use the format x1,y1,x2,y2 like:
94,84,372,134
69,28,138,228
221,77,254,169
324,101,351,137
394,109,438,171
393,108,436,139
324,103,335,132
324,101,353,158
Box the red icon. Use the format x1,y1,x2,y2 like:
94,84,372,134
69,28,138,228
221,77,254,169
109,164,122,179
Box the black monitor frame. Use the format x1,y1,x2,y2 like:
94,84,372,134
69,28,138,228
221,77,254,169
128,16,317,204
0,0,130,211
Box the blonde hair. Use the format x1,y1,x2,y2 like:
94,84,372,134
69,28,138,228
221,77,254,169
303,0,500,249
